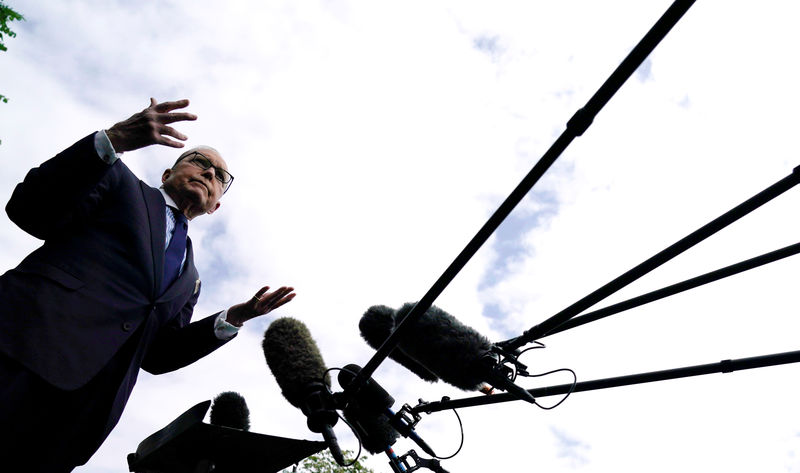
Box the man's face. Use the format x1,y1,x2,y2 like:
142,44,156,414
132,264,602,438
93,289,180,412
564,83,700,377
161,148,229,219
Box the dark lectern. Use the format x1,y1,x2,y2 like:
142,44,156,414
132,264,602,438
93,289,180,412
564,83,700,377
128,401,326,473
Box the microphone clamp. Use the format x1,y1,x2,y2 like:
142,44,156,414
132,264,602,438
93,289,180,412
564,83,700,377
299,381,346,466
391,403,422,432
480,349,536,404
337,365,436,457
488,344,530,376
299,381,339,433
390,404,436,457
388,449,450,473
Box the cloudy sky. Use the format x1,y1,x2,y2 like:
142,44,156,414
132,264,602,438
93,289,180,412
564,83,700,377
3,1,800,472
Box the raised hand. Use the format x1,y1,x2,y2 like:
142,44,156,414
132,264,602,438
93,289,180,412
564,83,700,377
106,98,197,153
225,286,297,327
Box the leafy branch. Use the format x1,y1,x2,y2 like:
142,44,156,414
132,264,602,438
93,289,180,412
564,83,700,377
1,1,25,104
282,450,375,473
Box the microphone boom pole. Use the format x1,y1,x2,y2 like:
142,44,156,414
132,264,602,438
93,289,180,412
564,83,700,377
542,240,800,338
411,348,800,413
350,0,698,394
500,166,800,350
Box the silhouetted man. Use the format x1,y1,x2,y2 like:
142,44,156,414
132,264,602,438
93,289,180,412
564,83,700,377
0,98,294,471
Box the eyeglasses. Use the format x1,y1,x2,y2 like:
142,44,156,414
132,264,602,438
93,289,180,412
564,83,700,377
184,152,234,193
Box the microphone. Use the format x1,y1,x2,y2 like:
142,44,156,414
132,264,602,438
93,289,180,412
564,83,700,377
338,364,435,457
359,305,439,382
360,303,536,403
210,391,251,431
342,404,399,454
263,317,345,465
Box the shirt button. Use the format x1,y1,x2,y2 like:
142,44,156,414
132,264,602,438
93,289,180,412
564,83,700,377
122,321,134,332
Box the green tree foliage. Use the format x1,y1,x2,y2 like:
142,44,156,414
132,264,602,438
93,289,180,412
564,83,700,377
1,2,24,104
282,450,375,473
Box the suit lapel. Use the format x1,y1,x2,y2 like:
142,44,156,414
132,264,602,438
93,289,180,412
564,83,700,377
140,182,167,299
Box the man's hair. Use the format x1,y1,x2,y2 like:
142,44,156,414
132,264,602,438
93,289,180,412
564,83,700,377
173,145,223,168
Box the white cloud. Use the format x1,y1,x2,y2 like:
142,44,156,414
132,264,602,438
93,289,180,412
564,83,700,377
551,425,590,468
3,1,800,472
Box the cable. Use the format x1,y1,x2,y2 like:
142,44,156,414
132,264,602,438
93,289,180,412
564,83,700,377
320,366,364,467
517,341,546,356
518,368,578,410
336,411,364,467
324,366,342,394
511,343,577,410
432,404,465,460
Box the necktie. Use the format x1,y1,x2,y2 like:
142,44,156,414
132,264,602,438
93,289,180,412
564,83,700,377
162,208,188,293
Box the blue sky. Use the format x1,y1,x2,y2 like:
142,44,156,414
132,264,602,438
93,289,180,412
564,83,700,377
3,1,800,472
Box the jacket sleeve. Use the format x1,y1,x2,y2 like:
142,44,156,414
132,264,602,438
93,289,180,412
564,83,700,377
141,298,235,375
6,133,116,240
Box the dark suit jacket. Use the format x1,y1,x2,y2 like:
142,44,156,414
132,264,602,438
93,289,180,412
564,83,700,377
0,133,231,396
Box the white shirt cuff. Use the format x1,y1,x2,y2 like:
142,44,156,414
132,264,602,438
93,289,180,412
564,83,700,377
94,130,120,164
214,310,241,340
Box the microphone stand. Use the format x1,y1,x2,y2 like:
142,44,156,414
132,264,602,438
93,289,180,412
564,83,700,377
498,167,800,350
349,0,698,395
541,240,800,338
410,348,800,414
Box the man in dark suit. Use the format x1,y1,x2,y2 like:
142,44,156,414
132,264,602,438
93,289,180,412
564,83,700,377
0,98,295,471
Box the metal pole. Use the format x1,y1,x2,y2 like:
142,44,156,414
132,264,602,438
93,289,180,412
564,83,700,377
412,349,800,414
500,166,800,350
348,0,698,395
542,241,800,338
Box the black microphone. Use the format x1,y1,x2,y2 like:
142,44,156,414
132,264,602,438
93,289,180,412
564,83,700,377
338,364,435,457
337,363,398,454
210,391,251,431
359,305,440,382
343,404,399,454
263,317,345,465
360,303,535,403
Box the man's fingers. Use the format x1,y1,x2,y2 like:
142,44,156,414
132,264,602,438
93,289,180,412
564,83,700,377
263,293,295,313
108,98,196,153
262,288,295,309
273,293,296,310
153,124,188,148
147,98,196,121
248,286,296,316
153,98,191,113
156,124,188,142
158,112,197,124
147,123,189,148
155,136,186,148
270,287,295,302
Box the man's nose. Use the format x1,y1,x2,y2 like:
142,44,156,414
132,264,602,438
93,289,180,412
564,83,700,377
200,166,215,180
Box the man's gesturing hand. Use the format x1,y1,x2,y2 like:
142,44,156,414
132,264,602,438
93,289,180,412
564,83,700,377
106,98,197,153
226,286,297,327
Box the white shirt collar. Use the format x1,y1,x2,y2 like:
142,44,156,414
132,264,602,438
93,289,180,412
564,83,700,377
159,186,179,210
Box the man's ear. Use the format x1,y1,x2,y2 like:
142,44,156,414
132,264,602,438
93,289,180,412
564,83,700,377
161,168,172,184
206,201,222,215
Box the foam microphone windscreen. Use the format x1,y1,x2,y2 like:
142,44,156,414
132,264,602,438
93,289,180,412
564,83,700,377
210,391,251,431
263,317,346,465
359,305,439,382
395,302,493,391
360,303,494,391
263,317,331,407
